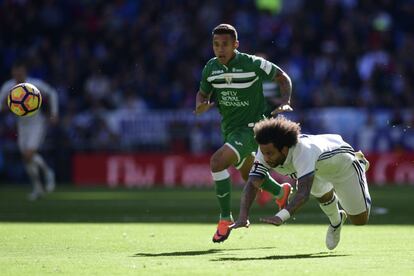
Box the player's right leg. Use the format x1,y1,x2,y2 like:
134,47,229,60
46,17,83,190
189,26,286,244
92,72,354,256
22,149,44,201
210,144,238,243
334,154,371,226
317,189,346,250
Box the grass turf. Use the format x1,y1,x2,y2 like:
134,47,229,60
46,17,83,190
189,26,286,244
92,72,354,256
0,185,413,275
1,223,413,275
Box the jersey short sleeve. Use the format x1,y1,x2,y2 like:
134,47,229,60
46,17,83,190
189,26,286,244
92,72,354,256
291,142,319,179
249,149,271,178
29,78,59,116
0,81,13,111
250,55,278,81
199,64,213,94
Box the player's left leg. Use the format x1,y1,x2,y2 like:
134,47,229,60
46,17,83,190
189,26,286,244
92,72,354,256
335,156,371,226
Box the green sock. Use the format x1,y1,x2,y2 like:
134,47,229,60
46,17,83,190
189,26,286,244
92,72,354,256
214,177,232,220
261,174,283,198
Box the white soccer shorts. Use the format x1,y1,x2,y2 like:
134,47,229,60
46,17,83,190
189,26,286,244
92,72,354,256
17,117,46,152
310,152,371,216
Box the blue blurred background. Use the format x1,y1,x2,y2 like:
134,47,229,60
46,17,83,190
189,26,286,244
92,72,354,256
0,0,413,186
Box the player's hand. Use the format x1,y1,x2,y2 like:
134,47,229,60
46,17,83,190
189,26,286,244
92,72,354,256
271,104,293,116
193,101,215,115
229,219,250,229
260,216,283,226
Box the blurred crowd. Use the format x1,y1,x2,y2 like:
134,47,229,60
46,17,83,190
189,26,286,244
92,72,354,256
0,0,413,154
1,0,413,109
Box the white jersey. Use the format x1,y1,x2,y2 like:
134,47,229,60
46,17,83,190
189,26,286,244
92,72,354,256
0,77,59,126
251,134,354,180
251,134,371,215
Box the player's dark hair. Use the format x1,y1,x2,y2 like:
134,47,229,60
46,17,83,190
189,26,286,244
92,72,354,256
254,116,300,151
212,24,238,40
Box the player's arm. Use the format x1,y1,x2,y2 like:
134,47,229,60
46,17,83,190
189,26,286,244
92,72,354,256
271,66,293,115
231,175,265,229
0,84,9,112
194,90,214,115
260,173,314,226
35,80,59,122
232,159,269,229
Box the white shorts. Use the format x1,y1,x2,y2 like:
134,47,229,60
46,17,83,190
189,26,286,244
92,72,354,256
17,115,46,152
310,152,371,216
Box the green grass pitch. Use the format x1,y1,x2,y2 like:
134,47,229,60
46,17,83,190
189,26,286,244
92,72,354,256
1,185,413,275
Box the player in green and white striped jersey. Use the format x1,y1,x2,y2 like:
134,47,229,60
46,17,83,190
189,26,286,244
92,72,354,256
194,24,293,243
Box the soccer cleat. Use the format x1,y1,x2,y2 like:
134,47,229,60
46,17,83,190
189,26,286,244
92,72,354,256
275,183,292,210
27,190,44,201
326,210,347,250
212,219,234,243
45,170,56,193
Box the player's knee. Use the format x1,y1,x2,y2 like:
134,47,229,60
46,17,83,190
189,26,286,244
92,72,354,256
238,165,250,181
317,190,335,204
22,151,34,163
349,212,369,225
210,154,227,172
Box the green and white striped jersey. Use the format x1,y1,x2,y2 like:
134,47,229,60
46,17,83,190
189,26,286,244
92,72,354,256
199,51,277,135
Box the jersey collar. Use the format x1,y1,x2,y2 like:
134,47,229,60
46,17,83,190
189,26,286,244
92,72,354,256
226,50,241,67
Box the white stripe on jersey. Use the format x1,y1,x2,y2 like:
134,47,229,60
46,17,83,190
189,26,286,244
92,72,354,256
318,146,355,161
207,72,256,82
212,77,259,89
260,59,272,75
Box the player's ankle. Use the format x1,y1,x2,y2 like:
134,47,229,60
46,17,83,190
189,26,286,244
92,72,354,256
220,214,233,221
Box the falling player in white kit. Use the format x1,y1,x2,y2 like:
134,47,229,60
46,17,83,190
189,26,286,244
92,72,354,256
231,116,371,250
0,61,58,200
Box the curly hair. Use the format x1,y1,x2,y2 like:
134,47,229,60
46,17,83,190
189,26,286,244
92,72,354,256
254,116,301,150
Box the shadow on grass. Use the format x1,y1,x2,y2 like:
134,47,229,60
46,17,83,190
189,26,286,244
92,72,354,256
211,251,348,261
132,247,276,257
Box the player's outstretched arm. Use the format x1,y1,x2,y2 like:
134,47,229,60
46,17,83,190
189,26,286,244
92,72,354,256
271,67,293,116
0,83,10,112
194,90,214,115
231,176,265,229
260,173,313,226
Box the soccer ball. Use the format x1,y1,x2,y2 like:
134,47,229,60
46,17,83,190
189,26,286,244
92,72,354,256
7,83,42,116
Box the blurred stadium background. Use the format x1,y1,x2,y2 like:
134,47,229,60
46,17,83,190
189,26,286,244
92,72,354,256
0,1,413,193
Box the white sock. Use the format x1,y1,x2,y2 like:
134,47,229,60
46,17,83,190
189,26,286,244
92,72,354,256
319,194,341,227
33,154,50,172
25,161,44,193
